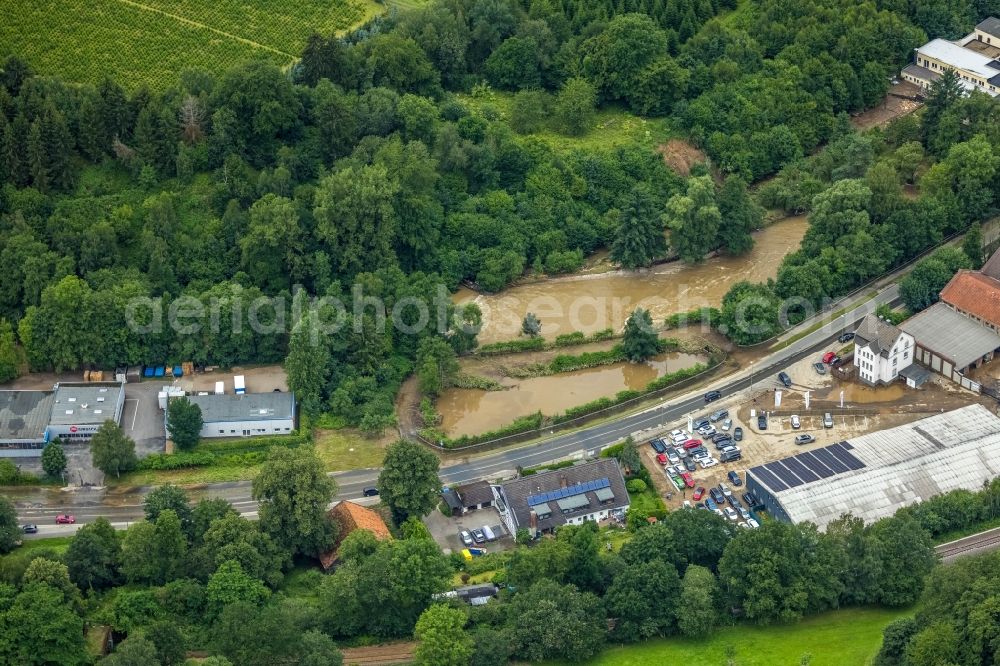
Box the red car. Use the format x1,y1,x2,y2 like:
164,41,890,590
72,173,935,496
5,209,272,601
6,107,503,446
656,453,668,465
692,486,705,500
55,514,75,524
682,438,702,449
680,472,695,488
822,351,836,364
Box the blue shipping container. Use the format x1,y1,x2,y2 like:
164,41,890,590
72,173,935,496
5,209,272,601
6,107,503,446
155,366,165,377
143,367,154,378
173,365,183,377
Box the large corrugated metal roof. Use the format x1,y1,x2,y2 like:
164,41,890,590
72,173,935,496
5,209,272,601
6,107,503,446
918,38,999,77
184,392,295,423
750,404,1000,529
900,303,1000,369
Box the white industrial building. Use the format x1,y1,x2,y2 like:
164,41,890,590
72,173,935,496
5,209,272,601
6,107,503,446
902,18,1000,96
852,314,914,386
168,392,296,438
0,382,126,453
746,404,1000,529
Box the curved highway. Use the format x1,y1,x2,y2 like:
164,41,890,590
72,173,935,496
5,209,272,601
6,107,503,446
13,285,900,537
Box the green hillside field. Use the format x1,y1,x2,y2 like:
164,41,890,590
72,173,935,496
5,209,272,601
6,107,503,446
0,0,383,90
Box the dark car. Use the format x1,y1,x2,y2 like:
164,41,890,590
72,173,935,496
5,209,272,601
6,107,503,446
693,418,711,431
777,371,792,388
838,331,855,343
757,413,768,430
362,486,379,497
650,438,667,454
710,488,725,504
726,495,740,509
733,427,743,442
689,446,708,458
471,528,486,544
714,438,733,451
684,458,696,472
712,432,731,444
742,492,758,507
704,390,722,403
721,449,742,463
710,409,729,422
21,524,37,534
727,471,742,486
813,362,827,375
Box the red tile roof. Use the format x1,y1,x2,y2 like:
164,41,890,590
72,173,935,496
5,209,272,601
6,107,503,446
940,270,1000,327
318,501,391,570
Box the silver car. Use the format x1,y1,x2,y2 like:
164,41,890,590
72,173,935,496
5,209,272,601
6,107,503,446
722,418,732,431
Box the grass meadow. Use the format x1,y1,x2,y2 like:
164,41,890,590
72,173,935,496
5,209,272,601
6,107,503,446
567,606,911,666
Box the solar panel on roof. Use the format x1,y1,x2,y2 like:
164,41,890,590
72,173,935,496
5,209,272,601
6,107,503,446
828,442,866,470
767,461,804,488
813,447,848,473
784,456,819,483
798,451,835,478
750,465,788,491
527,477,610,506
842,441,854,449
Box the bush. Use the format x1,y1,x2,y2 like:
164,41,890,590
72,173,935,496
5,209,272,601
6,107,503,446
664,308,720,330
554,332,586,347
478,337,546,355
626,479,648,493
137,452,215,470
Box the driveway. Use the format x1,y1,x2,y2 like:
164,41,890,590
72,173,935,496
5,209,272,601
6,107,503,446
423,507,512,554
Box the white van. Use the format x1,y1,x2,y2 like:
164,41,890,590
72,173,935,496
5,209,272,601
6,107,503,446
482,525,496,541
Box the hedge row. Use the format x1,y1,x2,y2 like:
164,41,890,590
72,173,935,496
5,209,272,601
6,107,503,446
477,337,546,355
664,308,721,330
197,432,309,453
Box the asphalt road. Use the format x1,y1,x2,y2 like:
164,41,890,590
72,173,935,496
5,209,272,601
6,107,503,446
13,284,900,537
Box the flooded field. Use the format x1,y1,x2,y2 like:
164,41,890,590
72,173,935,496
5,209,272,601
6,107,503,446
437,351,704,437
457,216,809,344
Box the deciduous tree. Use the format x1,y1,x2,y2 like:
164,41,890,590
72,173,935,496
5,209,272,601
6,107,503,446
252,447,336,557
622,308,659,362
166,396,203,451
40,440,66,480
414,605,473,666
90,420,138,479
377,439,441,524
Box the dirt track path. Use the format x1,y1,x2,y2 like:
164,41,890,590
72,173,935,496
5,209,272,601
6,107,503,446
341,642,416,666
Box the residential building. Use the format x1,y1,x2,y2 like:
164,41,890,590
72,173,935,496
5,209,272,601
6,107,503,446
0,382,126,453
171,392,295,438
746,405,1000,529
495,459,629,538
433,584,499,606
318,501,392,570
901,18,1000,96
852,314,914,385
441,480,495,516
940,269,1000,332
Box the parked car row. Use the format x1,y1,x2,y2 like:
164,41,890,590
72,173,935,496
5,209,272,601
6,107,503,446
460,525,498,546
694,475,760,529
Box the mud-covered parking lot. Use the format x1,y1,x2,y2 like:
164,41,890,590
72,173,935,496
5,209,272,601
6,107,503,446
639,351,994,513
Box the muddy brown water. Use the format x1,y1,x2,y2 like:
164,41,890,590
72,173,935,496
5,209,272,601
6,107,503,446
437,351,704,437
456,216,809,345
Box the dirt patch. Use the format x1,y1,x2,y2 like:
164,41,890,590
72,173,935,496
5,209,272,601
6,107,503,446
657,139,707,177
851,83,923,130
395,374,422,439
340,642,416,666
174,365,287,394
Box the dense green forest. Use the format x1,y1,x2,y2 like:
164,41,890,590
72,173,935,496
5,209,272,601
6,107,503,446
1,0,999,425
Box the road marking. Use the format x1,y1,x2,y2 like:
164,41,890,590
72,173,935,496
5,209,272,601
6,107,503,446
125,399,139,431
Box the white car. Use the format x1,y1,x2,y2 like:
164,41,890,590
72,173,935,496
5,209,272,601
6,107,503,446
670,429,685,438
683,500,693,509
674,446,688,458
791,415,801,429
720,482,732,498
698,425,717,437
699,457,719,469
747,518,760,529
713,509,725,519
667,451,680,464
723,507,738,521
722,418,732,431
739,507,750,520
672,434,688,445
691,450,711,461
737,521,749,529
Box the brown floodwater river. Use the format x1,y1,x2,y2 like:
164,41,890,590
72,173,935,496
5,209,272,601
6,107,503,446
455,215,809,345
437,351,704,437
